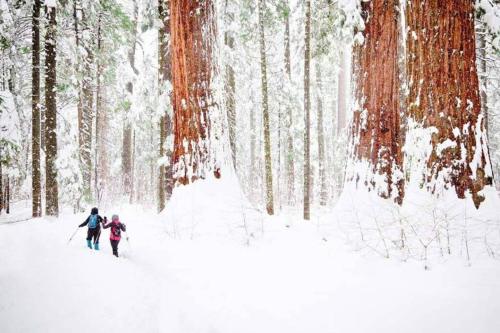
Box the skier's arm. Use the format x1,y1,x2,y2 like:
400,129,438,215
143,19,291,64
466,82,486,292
79,216,89,228
103,222,111,229
121,223,126,232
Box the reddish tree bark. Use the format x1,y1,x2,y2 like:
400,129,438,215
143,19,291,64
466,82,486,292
406,0,493,208
170,0,218,186
351,0,404,204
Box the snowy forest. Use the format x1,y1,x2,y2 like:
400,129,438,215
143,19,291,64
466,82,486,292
1,0,500,332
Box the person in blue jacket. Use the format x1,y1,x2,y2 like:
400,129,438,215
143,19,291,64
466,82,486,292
79,207,105,250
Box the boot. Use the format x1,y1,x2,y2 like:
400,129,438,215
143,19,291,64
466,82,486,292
94,242,100,251
87,239,92,249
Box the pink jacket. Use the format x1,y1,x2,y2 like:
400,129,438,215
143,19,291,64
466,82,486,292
103,221,126,241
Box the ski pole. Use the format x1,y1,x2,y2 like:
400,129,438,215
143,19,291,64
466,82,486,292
67,226,80,244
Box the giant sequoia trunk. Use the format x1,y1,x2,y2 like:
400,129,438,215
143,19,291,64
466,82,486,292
32,0,42,217
158,0,173,211
258,0,274,215
44,4,59,216
170,0,219,186
406,0,493,208
350,0,403,204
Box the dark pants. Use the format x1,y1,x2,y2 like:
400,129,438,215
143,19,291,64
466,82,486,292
86,227,101,244
110,239,120,257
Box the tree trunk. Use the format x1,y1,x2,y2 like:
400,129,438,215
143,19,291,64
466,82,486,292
123,0,138,200
477,22,488,138
224,0,237,171
350,0,403,204
284,0,295,206
32,0,42,217
78,4,94,199
95,10,107,203
336,49,348,134
249,90,256,201
406,0,493,208
158,0,174,212
170,0,219,186
44,4,59,216
0,161,3,214
74,0,85,204
303,0,311,220
258,0,274,215
315,60,327,206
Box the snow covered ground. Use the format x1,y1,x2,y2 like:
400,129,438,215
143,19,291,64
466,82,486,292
1,198,500,333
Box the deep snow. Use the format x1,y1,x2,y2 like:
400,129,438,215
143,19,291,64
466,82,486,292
1,196,500,333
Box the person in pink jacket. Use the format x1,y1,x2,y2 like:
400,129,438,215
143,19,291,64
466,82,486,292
103,214,126,257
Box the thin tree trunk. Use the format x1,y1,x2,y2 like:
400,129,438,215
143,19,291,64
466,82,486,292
249,90,256,201
44,4,59,216
170,0,220,186
350,0,403,204
303,0,311,220
258,0,274,215
5,176,9,214
32,0,42,217
336,49,348,134
406,0,493,208
74,0,85,204
80,5,94,199
224,0,237,171
478,22,488,138
316,60,327,206
123,0,138,199
158,0,173,211
95,10,107,203
283,0,295,206
0,161,3,214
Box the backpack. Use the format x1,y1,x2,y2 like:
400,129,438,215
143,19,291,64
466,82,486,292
88,214,98,229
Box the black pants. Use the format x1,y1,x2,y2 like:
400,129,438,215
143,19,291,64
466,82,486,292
110,239,120,257
86,227,101,244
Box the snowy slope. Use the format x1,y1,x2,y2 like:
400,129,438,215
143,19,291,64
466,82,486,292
1,200,500,333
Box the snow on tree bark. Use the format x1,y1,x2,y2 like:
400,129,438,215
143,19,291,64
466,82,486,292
336,49,348,135
315,60,327,206
224,0,237,172
32,0,42,217
170,0,220,186
350,0,404,204
123,0,138,202
158,0,174,211
406,0,493,208
284,0,295,206
303,0,311,220
44,4,59,216
258,0,275,215
76,3,94,199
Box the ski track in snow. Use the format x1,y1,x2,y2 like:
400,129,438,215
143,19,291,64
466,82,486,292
1,204,500,333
